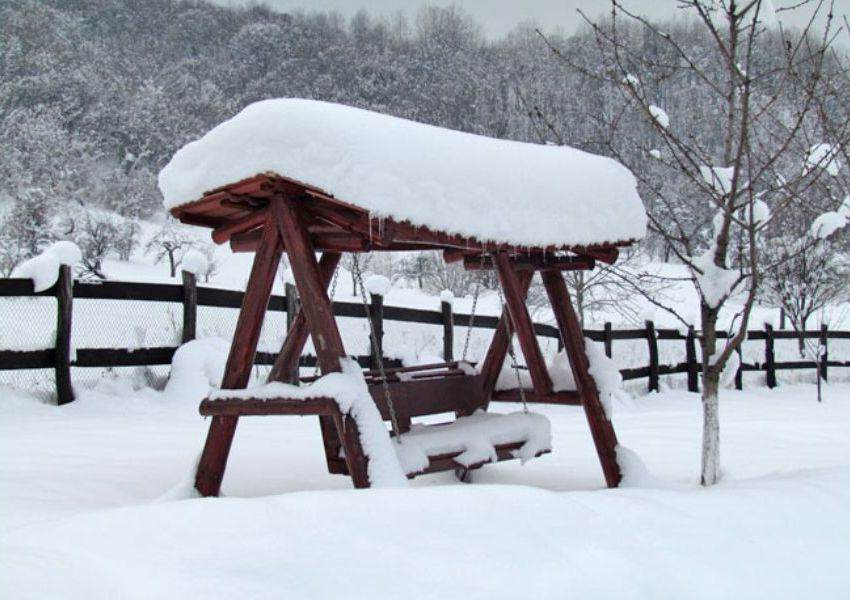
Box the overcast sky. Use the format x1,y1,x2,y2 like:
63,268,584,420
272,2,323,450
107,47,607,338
215,0,850,39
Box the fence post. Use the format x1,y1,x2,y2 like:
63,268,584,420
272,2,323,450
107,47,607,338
285,282,301,383
441,297,454,362
735,346,743,390
819,323,829,382
369,291,384,368
181,270,197,344
54,265,74,405
603,321,613,358
765,323,777,388
646,319,659,392
685,326,699,393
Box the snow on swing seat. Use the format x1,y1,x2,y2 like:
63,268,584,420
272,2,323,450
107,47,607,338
201,371,552,482
159,98,647,248
396,410,551,476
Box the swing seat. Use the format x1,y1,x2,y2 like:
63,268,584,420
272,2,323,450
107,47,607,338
200,387,551,479
200,366,552,480
394,410,551,477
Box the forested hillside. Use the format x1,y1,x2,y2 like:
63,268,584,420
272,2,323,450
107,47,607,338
2,0,848,332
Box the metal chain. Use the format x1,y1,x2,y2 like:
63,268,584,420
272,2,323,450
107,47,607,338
351,254,403,440
494,270,529,414
461,252,487,362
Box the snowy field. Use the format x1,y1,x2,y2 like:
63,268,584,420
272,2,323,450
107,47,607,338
2,381,848,599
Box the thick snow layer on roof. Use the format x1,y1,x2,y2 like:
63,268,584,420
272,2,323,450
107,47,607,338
159,99,646,247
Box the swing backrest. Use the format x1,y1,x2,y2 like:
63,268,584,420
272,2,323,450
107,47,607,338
367,374,486,426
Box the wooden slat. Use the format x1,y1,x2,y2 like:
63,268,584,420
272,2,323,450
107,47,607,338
199,396,338,417
211,209,269,244
73,280,183,302
491,389,581,405
463,254,595,272
0,278,47,297
0,349,55,370
74,347,176,367
368,375,485,421
411,444,550,477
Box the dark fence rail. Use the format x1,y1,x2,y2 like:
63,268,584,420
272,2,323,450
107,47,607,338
1,271,847,404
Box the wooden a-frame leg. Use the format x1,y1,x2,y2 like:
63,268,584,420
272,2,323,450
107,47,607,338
478,269,534,407
541,269,621,488
273,197,371,489
267,251,342,383
267,251,347,474
493,253,553,399
195,215,283,497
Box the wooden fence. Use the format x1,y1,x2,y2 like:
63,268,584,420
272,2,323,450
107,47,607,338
1,268,848,404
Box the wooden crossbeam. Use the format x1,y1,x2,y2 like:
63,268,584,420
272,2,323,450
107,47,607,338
230,228,369,253
463,255,595,272
211,208,269,244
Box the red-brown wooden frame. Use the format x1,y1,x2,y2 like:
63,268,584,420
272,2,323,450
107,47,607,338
177,174,627,494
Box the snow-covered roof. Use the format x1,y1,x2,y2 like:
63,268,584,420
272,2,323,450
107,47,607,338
159,99,647,248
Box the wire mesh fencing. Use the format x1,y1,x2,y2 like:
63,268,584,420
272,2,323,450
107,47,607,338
2,273,849,403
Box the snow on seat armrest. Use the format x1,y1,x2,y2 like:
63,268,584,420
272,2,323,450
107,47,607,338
207,358,410,488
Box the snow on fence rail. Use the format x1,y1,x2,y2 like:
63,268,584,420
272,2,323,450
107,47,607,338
1,268,848,404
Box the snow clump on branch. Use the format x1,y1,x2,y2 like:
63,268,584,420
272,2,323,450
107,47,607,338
649,105,670,129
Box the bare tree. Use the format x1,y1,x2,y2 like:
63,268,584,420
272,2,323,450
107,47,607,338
762,230,849,354
146,219,195,277
537,0,850,485
64,209,127,280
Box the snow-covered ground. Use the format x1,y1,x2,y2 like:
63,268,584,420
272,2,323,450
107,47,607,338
2,381,848,599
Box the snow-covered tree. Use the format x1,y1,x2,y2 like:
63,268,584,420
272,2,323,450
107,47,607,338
762,226,849,354
63,208,131,280
146,219,195,277
538,0,850,485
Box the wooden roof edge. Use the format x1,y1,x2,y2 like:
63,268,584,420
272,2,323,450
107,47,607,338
169,172,637,258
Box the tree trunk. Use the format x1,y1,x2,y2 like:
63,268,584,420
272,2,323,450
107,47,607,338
701,371,720,486
575,284,585,329
168,251,177,278
700,305,721,486
796,314,808,357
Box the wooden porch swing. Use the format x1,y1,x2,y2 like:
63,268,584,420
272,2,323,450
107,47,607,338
170,172,629,496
